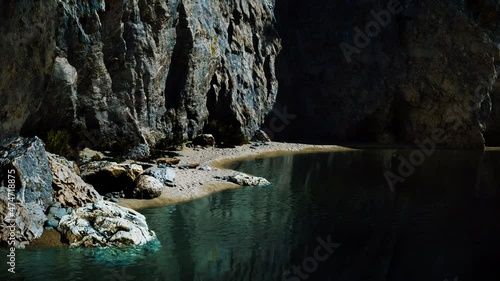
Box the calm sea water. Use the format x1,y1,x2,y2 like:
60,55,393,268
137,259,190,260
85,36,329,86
1,150,500,281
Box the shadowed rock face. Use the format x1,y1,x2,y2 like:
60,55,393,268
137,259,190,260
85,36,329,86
1,0,500,149
273,0,500,148
0,0,280,151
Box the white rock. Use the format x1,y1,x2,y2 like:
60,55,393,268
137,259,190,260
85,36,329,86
228,173,271,186
58,200,156,247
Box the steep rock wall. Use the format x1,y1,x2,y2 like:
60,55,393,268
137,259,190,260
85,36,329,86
1,0,500,150
0,0,280,152
273,0,500,148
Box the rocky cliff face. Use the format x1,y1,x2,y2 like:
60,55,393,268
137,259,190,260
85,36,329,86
1,0,499,150
0,0,280,153
274,0,500,148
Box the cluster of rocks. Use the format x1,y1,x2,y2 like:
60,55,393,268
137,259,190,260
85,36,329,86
78,159,179,200
0,137,157,248
0,135,273,248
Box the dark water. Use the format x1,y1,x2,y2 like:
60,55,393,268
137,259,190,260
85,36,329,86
2,150,500,281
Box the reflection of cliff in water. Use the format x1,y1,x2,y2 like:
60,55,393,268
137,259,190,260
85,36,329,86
57,149,499,281
221,150,500,280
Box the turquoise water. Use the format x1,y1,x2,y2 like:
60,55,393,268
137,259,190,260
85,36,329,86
1,150,500,281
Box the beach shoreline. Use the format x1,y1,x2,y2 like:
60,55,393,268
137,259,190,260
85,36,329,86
27,142,352,248
117,142,353,210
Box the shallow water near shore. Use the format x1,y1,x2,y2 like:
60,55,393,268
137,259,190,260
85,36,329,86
2,149,500,281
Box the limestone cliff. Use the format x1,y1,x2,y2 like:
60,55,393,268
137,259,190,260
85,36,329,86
0,0,280,153
1,0,500,150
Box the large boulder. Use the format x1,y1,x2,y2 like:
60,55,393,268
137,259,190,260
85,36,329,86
0,137,53,209
57,200,156,247
80,161,143,195
0,137,53,248
132,175,164,199
192,134,216,147
47,153,101,208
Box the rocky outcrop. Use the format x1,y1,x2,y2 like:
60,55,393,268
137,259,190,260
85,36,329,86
0,0,280,152
0,137,53,210
57,200,156,247
0,137,52,248
47,153,101,208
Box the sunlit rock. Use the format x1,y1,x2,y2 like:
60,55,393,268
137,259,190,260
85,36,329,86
58,200,156,247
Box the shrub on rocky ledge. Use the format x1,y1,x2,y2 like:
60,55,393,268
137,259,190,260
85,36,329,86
45,130,74,160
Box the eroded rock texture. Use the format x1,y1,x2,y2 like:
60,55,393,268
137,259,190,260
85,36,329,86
0,0,280,151
0,137,53,209
1,0,500,149
0,137,52,248
47,152,101,208
57,200,156,247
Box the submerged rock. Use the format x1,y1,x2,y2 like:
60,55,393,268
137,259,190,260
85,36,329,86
48,153,101,208
227,174,271,186
132,175,164,199
58,200,156,247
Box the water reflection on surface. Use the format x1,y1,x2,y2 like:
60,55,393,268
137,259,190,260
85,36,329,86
1,150,499,281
